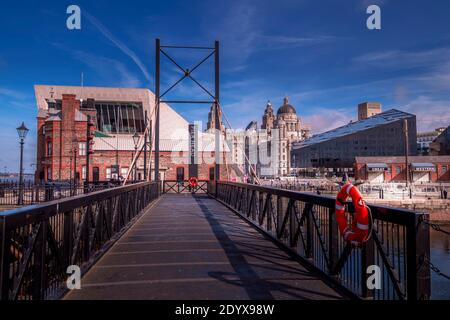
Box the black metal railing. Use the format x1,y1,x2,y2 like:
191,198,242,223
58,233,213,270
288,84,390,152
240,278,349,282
162,180,209,194
0,181,146,206
213,181,431,300
0,181,159,300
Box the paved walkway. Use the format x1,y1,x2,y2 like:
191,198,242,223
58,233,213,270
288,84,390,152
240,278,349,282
65,194,343,300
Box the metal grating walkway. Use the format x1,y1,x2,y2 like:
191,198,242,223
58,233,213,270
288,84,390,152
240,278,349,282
65,194,343,300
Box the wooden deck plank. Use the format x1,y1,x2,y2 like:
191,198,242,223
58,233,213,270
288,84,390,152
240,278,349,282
65,194,343,300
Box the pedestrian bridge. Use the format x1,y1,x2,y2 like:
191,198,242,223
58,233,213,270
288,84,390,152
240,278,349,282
0,181,430,300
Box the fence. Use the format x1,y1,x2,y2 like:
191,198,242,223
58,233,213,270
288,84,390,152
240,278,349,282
162,180,209,194
0,181,140,206
266,181,450,200
0,181,159,300
213,181,431,300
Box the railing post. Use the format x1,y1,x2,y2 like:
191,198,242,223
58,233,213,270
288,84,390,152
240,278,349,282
215,181,218,199
32,220,47,300
63,211,74,268
406,213,431,300
83,206,91,261
328,207,339,274
304,204,313,259
0,217,11,300
277,196,284,240
361,236,375,299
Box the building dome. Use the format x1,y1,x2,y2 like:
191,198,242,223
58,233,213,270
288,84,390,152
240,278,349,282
277,96,296,115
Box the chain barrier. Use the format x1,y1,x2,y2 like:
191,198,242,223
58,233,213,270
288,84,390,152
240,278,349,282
423,256,450,281
422,220,450,236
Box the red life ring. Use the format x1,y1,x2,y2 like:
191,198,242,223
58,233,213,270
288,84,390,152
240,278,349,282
335,183,370,245
189,177,198,188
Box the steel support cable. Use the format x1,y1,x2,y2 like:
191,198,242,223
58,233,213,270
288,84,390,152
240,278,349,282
217,101,261,184
124,99,157,184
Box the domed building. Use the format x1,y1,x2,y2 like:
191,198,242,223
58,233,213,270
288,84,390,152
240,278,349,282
260,96,310,176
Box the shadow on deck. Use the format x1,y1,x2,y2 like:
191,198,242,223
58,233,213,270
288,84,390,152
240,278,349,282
65,194,343,300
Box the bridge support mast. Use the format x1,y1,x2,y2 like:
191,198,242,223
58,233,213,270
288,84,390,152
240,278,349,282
214,41,220,183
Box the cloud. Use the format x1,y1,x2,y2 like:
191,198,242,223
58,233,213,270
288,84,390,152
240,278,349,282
83,10,151,83
302,107,351,134
352,47,450,70
205,1,338,70
52,43,141,88
0,88,28,100
256,34,339,50
400,96,450,132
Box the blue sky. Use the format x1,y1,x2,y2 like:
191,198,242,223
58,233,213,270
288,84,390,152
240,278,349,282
1,0,450,173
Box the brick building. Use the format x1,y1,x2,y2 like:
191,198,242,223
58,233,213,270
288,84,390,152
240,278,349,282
430,125,450,156
35,85,231,183
355,156,450,183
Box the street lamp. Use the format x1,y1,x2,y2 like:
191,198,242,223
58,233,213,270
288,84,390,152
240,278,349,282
133,132,140,181
16,122,29,205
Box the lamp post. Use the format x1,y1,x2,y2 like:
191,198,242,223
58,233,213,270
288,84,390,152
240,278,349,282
16,122,29,205
133,132,140,181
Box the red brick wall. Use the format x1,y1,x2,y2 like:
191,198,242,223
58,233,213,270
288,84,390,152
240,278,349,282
355,162,450,182
36,94,234,183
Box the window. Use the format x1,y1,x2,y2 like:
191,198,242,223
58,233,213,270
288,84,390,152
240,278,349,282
121,167,128,178
106,168,112,179
95,103,145,134
82,166,86,180
209,167,215,181
176,167,185,182
47,167,52,180
442,165,448,174
79,142,86,156
46,141,52,156
396,166,401,175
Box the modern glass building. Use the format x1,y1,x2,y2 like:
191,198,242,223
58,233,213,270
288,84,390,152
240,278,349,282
292,109,418,170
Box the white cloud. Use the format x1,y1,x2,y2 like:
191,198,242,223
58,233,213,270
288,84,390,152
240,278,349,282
353,47,450,70
302,107,352,134
52,43,142,88
400,96,450,132
0,88,28,100
83,10,151,83
205,1,338,71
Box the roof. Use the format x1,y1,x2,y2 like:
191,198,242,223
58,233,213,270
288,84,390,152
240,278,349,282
245,121,258,131
277,96,296,115
45,115,61,122
355,156,450,164
34,85,189,141
411,163,435,167
93,132,230,152
367,163,388,168
293,109,415,149
277,104,296,115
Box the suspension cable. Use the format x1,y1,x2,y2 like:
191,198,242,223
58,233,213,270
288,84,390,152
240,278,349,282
217,101,261,184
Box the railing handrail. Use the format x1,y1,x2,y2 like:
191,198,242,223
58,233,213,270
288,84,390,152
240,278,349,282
0,182,155,225
0,181,160,300
217,181,424,225
213,181,431,300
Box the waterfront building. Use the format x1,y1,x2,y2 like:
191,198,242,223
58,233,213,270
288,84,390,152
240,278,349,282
358,102,382,121
292,109,418,171
34,85,231,183
430,125,450,156
355,155,450,183
417,127,446,155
